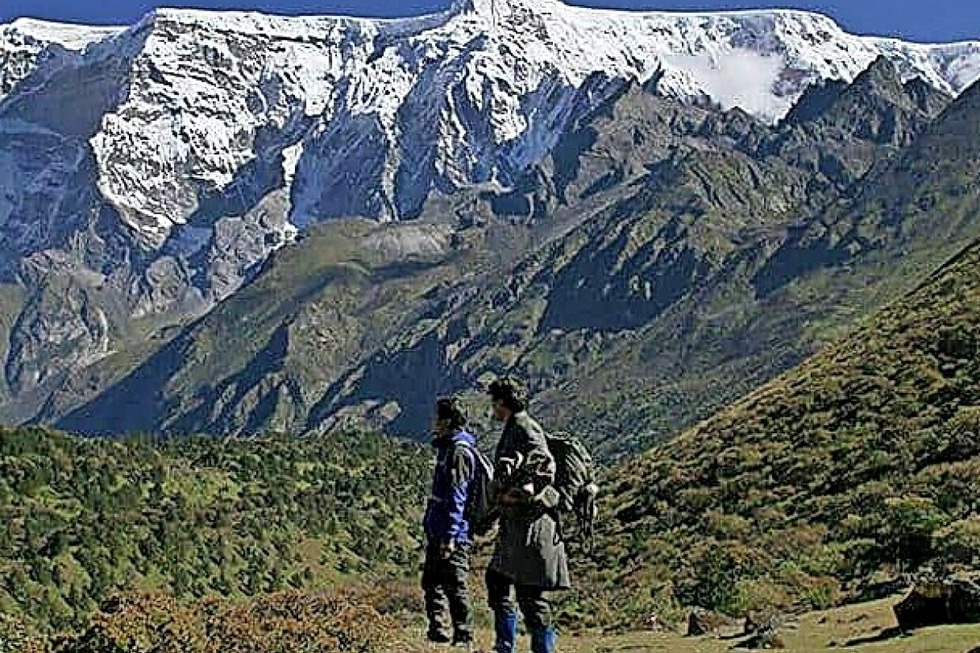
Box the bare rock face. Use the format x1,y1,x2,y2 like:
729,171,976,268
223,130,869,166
200,190,297,303
688,607,738,636
5,275,111,395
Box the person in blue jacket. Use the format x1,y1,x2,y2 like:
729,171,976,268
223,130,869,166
422,396,477,648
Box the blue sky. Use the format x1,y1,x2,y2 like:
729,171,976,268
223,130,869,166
0,0,976,43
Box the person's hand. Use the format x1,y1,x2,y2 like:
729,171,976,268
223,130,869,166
440,540,457,559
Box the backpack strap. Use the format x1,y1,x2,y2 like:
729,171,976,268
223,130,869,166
576,483,599,552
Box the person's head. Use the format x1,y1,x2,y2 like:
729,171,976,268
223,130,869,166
488,376,528,422
432,396,467,439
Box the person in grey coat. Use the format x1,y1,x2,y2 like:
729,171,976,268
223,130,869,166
485,377,570,653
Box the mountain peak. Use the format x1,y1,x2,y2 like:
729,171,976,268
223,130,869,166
850,55,904,93
3,17,121,50
451,0,564,17
783,55,949,130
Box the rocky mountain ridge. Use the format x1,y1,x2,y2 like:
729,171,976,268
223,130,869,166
1,3,979,440
49,56,979,451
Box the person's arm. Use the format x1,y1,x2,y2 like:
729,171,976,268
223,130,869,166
521,418,557,492
500,419,556,506
443,445,475,551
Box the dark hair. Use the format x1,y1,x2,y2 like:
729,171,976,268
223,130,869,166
436,397,468,430
488,376,528,413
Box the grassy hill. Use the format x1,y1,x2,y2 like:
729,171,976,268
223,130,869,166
577,239,980,627
2,237,980,643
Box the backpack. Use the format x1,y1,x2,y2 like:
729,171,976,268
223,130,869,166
545,431,600,549
456,441,497,537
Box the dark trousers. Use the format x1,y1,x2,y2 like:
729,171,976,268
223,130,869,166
422,542,472,640
486,568,553,631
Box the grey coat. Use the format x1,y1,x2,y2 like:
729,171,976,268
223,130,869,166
489,412,571,590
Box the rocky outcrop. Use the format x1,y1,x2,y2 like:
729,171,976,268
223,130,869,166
733,613,794,650
688,607,738,636
733,629,786,650
895,576,980,632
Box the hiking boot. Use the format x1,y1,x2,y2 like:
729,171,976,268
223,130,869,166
452,631,474,649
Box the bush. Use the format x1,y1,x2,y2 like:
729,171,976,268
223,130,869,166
874,497,950,571
674,542,759,615
731,579,792,615
934,516,980,566
51,591,395,653
798,577,842,611
0,613,46,653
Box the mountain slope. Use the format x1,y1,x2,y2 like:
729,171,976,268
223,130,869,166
584,237,980,624
45,80,817,439
534,71,980,456
757,76,980,296
54,60,980,449
770,55,952,190
50,218,526,436
320,65,977,454
1,3,980,427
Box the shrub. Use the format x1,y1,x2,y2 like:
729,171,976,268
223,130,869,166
51,591,395,653
874,497,950,571
0,613,47,653
731,579,792,615
934,516,980,566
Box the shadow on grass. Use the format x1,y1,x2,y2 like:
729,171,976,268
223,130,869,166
845,626,906,647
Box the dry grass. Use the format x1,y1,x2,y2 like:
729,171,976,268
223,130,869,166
395,596,980,652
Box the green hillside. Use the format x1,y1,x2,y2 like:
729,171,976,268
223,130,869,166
578,240,980,628
0,427,429,633
3,238,980,641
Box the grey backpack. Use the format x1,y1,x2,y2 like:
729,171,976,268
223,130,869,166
457,441,497,537
545,432,599,549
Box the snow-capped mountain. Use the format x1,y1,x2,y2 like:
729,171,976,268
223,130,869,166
0,0,979,401
0,19,119,97
4,1,980,248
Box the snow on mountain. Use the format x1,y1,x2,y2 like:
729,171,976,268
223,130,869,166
3,1,979,249
0,19,122,99
0,0,976,406
5,18,122,50
0,1,976,383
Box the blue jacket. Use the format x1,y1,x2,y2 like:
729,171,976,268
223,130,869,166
423,430,476,544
